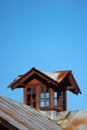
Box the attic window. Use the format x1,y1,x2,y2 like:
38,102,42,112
54,91,58,106
40,86,50,107
27,86,36,108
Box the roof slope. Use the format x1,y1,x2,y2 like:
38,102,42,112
0,96,62,130
0,96,87,130
56,110,87,130
8,67,81,94
45,70,70,83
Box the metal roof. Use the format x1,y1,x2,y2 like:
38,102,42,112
8,68,70,88
0,96,62,130
0,96,87,130
45,71,70,83
8,67,81,95
56,110,87,130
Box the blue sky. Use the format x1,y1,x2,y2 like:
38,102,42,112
0,0,87,110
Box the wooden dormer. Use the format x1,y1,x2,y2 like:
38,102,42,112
8,67,81,111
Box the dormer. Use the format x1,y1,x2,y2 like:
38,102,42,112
8,67,81,111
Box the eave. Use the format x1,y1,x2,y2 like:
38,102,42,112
8,67,81,95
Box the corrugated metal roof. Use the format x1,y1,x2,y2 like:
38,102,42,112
0,96,62,130
0,96,87,130
8,67,70,89
55,110,87,130
8,67,81,95
45,71,70,83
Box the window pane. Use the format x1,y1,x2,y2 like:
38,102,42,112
54,92,57,98
40,93,44,98
46,99,50,107
40,101,44,107
46,92,49,98
40,98,44,102
46,87,49,91
41,86,44,92
27,95,31,102
54,99,57,106
32,94,36,102
40,86,50,108
27,88,31,94
32,87,36,93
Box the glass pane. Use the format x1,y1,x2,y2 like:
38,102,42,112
40,98,44,102
40,93,44,98
40,101,44,107
41,86,44,93
54,92,57,98
46,92,49,98
27,95,31,102
27,88,31,94
32,87,36,93
46,87,49,92
32,94,36,102
46,99,50,106
54,99,57,106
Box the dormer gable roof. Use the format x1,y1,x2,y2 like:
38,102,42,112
8,67,81,95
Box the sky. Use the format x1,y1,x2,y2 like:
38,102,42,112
0,0,87,111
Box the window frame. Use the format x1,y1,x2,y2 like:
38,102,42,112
40,86,50,108
27,86,36,108
26,85,60,111
54,91,58,107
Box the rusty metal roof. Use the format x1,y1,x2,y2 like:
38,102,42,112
0,96,62,130
8,68,70,88
56,110,87,130
0,96,87,130
8,67,81,95
45,70,70,83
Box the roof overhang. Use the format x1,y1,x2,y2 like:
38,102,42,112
8,67,81,94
